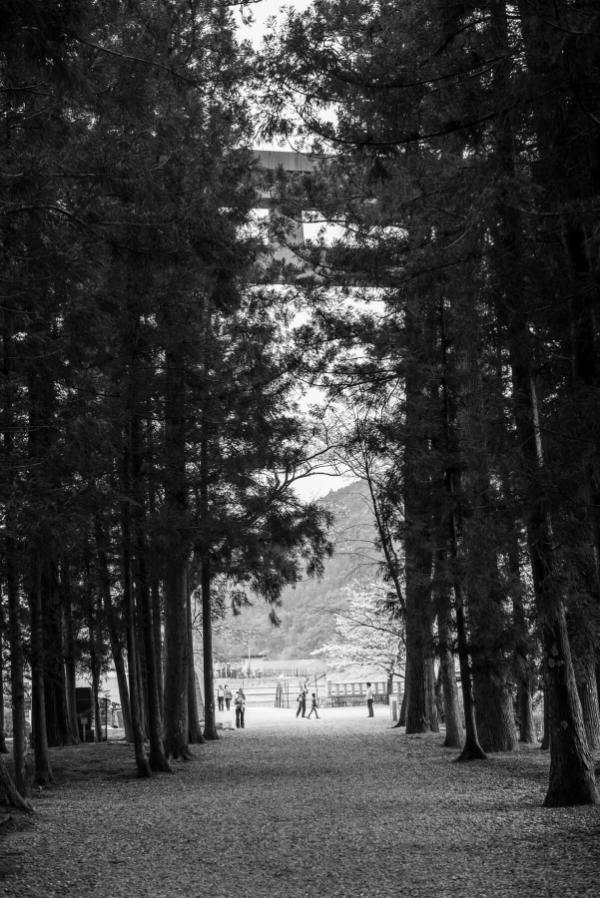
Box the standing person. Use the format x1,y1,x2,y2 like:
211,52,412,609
306,693,320,719
366,682,374,717
217,684,224,712
224,684,232,711
295,691,304,718
234,688,246,729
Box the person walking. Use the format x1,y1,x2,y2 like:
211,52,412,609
217,684,224,712
234,688,246,729
224,684,232,711
366,682,374,717
306,692,320,719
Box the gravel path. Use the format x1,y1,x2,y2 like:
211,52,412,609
1,706,600,897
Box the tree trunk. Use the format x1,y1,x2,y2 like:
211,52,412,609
81,538,102,744
200,554,218,741
151,576,163,718
164,553,191,759
435,570,463,749
62,567,80,745
42,560,71,747
438,306,485,762
454,283,518,754
403,467,438,734
453,579,487,763
7,530,27,795
473,671,518,753
402,300,439,734
543,602,598,805
29,553,53,786
404,613,438,733
94,515,133,740
516,678,536,746
139,565,171,770
198,415,217,741
0,756,33,814
91,656,102,743
574,652,600,754
121,436,151,777
438,647,462,749
188,587,205,745
507,316,597,802
163,345,192,760
567,600,600,752
0,677,7,755
94,515,133,742
468,547,518,753
519,359,596,803
506,523,536,744
444,466,486,761
122,534,151,776
188,668,204,745
540,671,550,750
3,315,29,793
398,686,407,728
366,462,405,618
147,465,164,717
132,414,171,772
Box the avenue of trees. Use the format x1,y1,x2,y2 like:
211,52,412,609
258,0,600,807
1,0,600,814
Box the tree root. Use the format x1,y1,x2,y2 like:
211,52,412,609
0,758,34,814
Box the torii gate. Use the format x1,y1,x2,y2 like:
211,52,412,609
253,148,317,179
252,149,320,260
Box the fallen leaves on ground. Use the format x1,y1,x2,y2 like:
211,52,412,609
1,708,599,898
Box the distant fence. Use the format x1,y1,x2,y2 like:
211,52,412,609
327,681,388,707
213,677,390,709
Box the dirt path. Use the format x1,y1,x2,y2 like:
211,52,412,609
1,707,599,897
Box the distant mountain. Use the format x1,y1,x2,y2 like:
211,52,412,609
212,479,384,663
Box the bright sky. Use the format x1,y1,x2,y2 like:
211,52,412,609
238,0,314,46
237,2,358,502
239,0,335,155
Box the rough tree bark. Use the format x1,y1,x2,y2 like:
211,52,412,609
62,564,80,745
43,560,71,747
434,566,463,749
508,329,598,804
3,315,28,793
132,412,171,772
505,525,536,744
163,343,192,761
94,514,133,742
29,553,53,786
0,757,33,814
403,311,438,734
438,303,485,761
121,431,151,778
187,586,205,745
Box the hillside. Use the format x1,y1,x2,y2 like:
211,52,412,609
212,479,384,664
